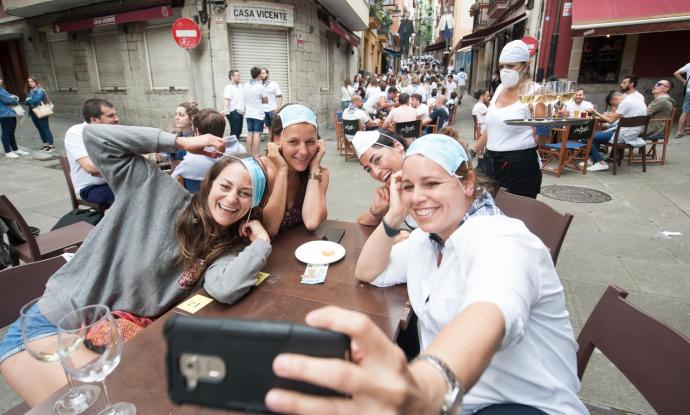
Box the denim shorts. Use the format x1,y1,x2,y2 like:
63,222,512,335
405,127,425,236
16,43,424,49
246,117,265,133
0,303,57,364
683,91,690,113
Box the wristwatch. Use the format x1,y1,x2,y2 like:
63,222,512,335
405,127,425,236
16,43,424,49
308,172,322,181
468,148,477,160
414,354,464,415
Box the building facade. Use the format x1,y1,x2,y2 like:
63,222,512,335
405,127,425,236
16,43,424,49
0,0,368,130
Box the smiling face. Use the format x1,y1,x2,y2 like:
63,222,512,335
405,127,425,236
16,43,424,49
574,90,585,104
207,162,253,230
175,106,192,130
401,156,471,240
359,143,404,184
275,123,318,172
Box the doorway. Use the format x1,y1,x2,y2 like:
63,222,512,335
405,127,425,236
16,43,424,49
0,37,28,99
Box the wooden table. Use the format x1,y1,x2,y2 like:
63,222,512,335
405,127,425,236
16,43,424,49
29,220,411,414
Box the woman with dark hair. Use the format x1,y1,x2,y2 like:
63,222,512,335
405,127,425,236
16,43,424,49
171,99,200,160
0,78,27,159
353,73,363,90
261,104,328,236
0,123,272,406
341,78,355,110
24,76,55,152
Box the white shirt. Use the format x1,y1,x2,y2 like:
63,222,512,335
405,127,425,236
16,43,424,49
472,102,488,133
404,84,427,102
365,85,381,100
615,96,648,145
564,100,594,117
446,80,457,92
341,106,371,140
223,82,245,114
626,90,646,104
457,71,468,86
64,122,107,194
244,79,268,120
172,136,246,180
262,80,282,112
341,85,355,102
371,215,587,415
415,103,429,120
363,91,385,115
678,62,690,92
486,84,534,151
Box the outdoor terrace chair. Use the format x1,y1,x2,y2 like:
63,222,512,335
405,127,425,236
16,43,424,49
494,188,573,265
539,119,597,176
628,107,675,166
334,111,345,155
577,285,690,414
0,195,94,263
607,115,651,175
341,119,360,161
57,156,107,213
395,120,422,144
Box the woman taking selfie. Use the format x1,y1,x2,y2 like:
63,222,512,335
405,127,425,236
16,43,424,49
0,121,272,406
261,104,328,236
265,134,586,415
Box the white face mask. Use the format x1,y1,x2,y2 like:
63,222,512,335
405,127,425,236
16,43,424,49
500,68,521,88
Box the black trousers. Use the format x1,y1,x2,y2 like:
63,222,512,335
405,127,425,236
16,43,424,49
481,148,542,199
226,110,243,139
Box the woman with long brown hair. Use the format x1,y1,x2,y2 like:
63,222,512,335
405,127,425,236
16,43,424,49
24,76,55,152
0,119,272,405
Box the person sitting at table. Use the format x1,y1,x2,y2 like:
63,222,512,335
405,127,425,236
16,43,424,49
563,88,594,118
0,123,272,406
643,79,676,139
410,93,429,120
342,96,380,140
264,134,587,415
422,95,449,133
261,104,328,236
382,93,417,130
172,109,247,193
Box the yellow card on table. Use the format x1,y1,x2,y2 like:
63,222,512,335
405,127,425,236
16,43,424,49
176,294,213,314
255,272,270,286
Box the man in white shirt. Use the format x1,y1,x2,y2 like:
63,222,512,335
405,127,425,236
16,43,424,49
445,75,457,96
261,68,283,129
404,76,427,103
382,93,418,130
410,93,429,120
673,61,690,137
457,67,468,96
564,88,594,117
363,84,387,116
620,74,645,103
472,89,490,134
64,99,119,207
244,66,268,157
222,69,244,140
342,96,379,140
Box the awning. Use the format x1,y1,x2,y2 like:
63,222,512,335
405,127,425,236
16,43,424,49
383,47,402,58
53,3,172,33
329,19,360,48
572,0,690,36
453,13,526,52
424,40,446,52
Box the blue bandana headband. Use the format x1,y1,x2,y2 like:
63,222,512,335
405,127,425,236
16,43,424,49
278,104,318,129
404,134,468,177
216,152,266,209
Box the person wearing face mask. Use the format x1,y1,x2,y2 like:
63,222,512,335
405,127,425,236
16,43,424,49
471,40,547,199
264,135,586,415
261,104,328,236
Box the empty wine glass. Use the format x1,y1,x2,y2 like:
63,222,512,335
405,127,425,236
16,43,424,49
58,305,136,415
20,296,100,414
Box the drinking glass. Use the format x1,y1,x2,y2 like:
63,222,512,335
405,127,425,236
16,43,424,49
20,296,99,414
58,305,136,415
518,83,536,119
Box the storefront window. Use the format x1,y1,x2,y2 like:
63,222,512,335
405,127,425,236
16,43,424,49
578,36,625,84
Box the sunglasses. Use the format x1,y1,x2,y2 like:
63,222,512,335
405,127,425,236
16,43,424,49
654,82,668,87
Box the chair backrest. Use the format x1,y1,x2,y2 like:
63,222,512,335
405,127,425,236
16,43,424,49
566,119,596,142
57,156,79,210
335,111,343,122
494,188,573,265
342,119,361,138
577,285,690,414
395,120,421,139
612,115,651,144
0,195,40,260
0,256,65,327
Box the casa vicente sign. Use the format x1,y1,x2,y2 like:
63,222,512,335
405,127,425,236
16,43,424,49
226,1,294,28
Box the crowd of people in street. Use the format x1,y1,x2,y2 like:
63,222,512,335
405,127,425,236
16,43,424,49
0,37,689,415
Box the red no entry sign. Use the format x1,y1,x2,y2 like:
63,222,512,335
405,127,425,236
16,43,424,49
172,18,201,49
521,36,538,57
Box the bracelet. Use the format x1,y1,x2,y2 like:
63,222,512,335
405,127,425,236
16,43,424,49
308,172,322,181
413,354,464,415
369,206,384,221
381,217,401,238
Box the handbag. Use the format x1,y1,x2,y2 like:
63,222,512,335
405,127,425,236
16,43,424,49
10,105,24,117
32,102,54,119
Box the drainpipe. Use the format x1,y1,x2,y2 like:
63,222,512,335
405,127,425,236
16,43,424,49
207,14,217,107
546,0,563,78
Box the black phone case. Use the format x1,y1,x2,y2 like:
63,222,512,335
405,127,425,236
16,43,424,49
322,228,345,244
164,315,350,413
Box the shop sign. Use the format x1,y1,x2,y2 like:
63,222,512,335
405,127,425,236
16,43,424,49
226,1,294,28
563,2,572,17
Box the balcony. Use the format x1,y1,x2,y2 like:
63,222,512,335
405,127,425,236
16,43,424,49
487,0,508,19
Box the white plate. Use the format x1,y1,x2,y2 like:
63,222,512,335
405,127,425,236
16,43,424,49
295,241,346,265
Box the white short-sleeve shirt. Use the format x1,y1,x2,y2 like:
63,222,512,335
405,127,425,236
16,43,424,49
485,84,534,151
371,215,587,415
223,83,245,114
678,62,690,92
564,100,594,117
244,80,268,120
64,122,107,194
615,96,648,144
341,107,371,140
262,80,282,112
472,102,488,133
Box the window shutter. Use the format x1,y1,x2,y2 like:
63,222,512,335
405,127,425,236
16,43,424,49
49,40,77,90
93,32,126,90
145,26,190,90
319,35,329,91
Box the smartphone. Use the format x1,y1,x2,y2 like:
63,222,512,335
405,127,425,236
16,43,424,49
164,315,351,413
321,228,345,244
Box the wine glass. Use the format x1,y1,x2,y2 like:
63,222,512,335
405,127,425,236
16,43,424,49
58,305,136,415
518,83,536,119
20,296,100,414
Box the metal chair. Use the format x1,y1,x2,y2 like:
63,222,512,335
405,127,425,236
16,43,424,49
577,285,690,414
494,188,573,265
0,195,93,263
57,156,107,213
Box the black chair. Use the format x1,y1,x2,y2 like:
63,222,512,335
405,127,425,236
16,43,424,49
539,119,597,176
395,120,422,142
341,119,361,161
608,115,651,175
